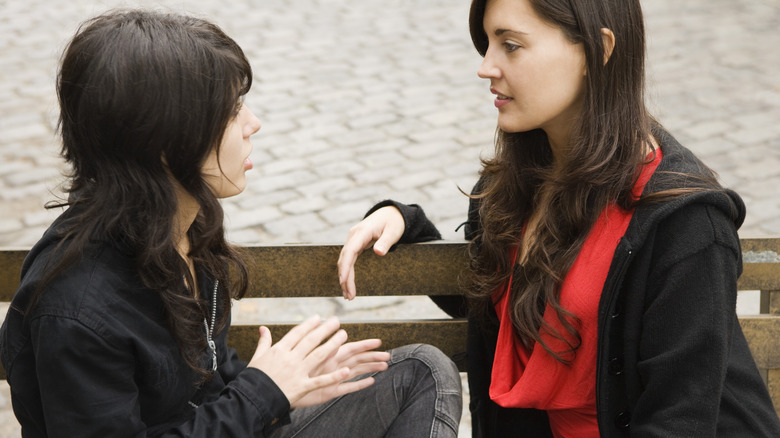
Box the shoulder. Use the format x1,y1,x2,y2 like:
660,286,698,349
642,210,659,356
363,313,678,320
650,201,741,272
628,129,745,254
19,239,159,337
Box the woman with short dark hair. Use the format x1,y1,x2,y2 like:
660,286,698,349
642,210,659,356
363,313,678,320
0,9,462,437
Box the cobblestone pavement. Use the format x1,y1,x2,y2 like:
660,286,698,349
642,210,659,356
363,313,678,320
1,0,779,436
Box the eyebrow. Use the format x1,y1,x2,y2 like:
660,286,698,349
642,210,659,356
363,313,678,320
495,28,529,37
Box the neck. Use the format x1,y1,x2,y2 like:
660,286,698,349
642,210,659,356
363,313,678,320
171,181,200,285
544,127,571,168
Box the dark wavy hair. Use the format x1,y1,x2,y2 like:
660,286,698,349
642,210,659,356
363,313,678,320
465,0,721,363
38,9,251,381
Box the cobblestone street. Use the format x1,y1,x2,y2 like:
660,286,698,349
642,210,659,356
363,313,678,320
1,0,779,435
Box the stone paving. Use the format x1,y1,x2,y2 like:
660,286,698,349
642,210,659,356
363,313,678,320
1,0,779,436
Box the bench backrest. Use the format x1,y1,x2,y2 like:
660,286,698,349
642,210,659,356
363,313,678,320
1,239,779,415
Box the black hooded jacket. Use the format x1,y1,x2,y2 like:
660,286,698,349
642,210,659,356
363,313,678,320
374,130,780,437
0,213,290,437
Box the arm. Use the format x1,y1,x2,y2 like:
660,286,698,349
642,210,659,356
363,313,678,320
338,180,486,303
31,315,287,438
629,203,742,435
31,314,388,437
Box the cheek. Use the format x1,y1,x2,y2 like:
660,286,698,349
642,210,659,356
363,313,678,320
200,152,220,179
542,52,586,104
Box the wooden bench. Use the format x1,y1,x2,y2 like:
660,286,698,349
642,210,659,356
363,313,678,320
1,239,779,416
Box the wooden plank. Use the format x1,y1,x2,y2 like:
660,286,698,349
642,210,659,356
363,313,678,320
740,315,780,369
227,320,469,371
0,243,470,301
768,369,780,418
241,243,468,298
2,241,778,300
740,264,780,292
741,238,780,253
0,320,468,379
740,238,780,292
0,250,27,302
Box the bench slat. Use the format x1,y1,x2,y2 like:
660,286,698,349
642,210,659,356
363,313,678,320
5,241,778,301
241,243,468,298
2,316,777,380
740,316,780,369
229,320,469,371
0,320,468,379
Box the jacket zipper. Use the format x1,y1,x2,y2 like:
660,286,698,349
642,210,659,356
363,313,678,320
204,280,218,372
189,280,219,410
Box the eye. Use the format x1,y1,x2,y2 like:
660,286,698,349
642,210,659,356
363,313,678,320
502,41,521,53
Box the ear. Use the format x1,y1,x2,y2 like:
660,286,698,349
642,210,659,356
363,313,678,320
601,28,615,65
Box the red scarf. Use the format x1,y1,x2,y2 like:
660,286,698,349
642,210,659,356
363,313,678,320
490,150,662,437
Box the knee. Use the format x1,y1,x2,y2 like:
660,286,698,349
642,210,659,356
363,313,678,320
390,344,461,390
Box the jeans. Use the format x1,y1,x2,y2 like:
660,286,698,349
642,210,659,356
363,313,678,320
270,343,463,437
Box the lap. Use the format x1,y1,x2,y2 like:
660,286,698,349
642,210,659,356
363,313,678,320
270,344,461,438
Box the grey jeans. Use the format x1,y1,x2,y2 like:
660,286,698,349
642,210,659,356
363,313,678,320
269,343,463,438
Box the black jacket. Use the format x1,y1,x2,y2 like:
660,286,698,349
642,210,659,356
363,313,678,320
0,212,290,437
378,130,780,437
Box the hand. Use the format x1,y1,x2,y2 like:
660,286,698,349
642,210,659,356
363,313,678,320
338,206,405,300
292,338,390,408
248,316,385,407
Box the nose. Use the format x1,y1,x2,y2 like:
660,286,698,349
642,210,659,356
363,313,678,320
477,52,501,79
243,106,262,137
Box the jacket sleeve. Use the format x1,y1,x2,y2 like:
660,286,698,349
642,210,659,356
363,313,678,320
628,203,746,435
365,200,442,243
29,314,289,438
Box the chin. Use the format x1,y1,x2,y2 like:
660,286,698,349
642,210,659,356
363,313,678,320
497,123,525,134
496,115,527,134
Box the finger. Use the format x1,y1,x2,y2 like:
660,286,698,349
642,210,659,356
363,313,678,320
331,339,383,362
306,366,352,392
338,237,369,294
346,361,389,379
339,351,391,370
337,253,356,299
328,376,377,398
345,267,357,300
294,317,342,358
275,315,322,350
302,328,349,371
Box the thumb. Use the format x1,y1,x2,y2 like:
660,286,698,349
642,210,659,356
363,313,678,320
256,326,272,355
373,234,398,256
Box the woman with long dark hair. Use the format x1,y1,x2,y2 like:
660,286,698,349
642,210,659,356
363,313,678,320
339,0,780,436
0,9,462,437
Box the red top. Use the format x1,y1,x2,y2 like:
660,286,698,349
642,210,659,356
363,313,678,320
490,149,662,437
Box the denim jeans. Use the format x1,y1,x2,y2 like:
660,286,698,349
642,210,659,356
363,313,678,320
269,343,463,437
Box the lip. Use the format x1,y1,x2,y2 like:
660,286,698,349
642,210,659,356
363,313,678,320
244,156,253,171
490,88,513,109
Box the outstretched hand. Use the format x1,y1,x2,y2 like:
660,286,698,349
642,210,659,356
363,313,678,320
247,316,390,408
338,206,405,300
292,337,389,408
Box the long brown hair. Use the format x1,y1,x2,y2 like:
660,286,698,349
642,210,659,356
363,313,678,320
34,10,251,381
466,0,713,363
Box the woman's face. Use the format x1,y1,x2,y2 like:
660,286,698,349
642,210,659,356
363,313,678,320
478,0,586,148
201,103,261,198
